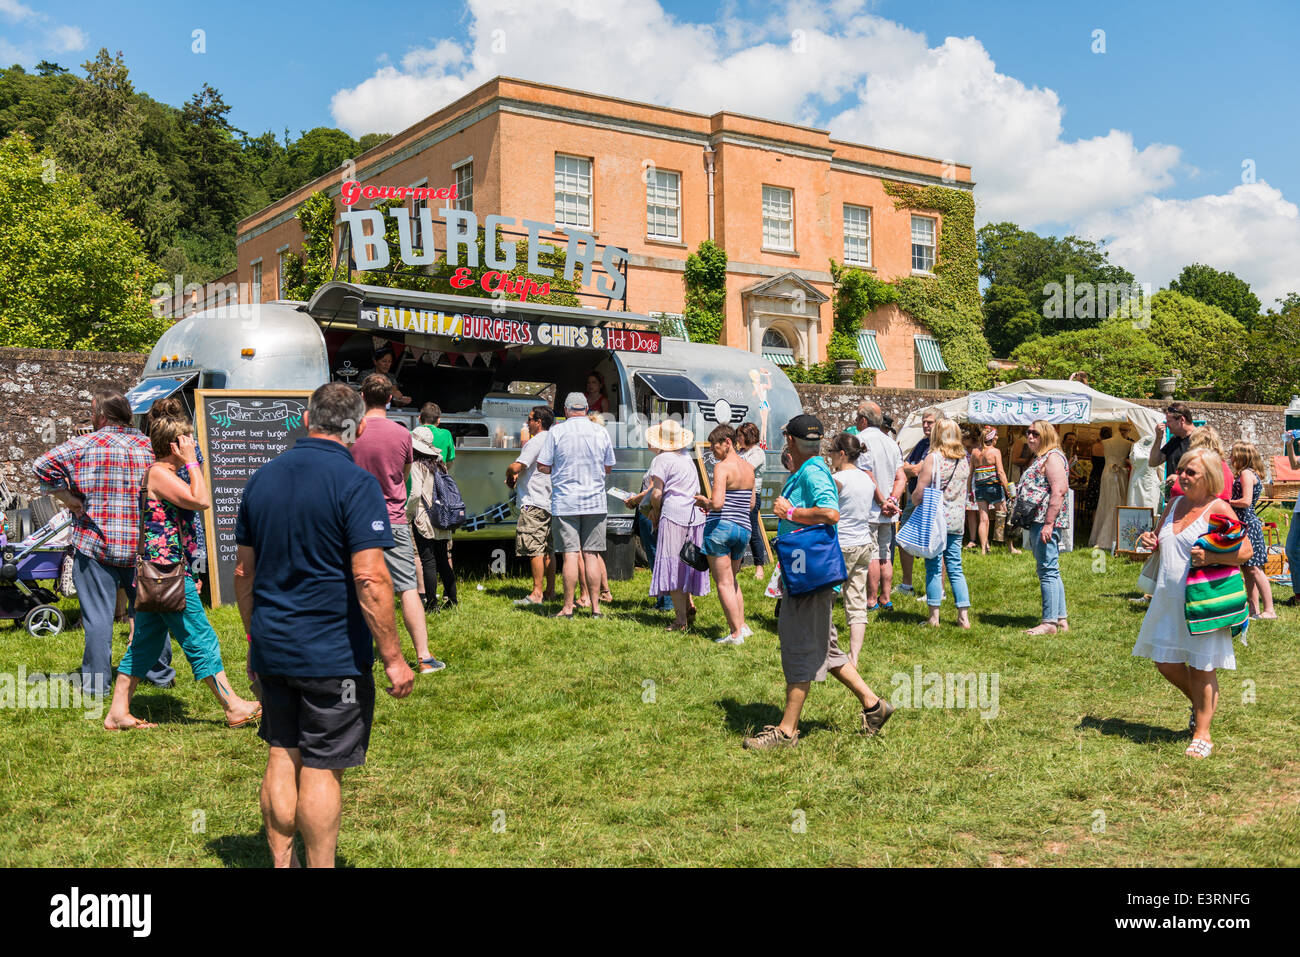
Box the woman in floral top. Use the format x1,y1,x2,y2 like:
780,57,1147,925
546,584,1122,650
104,419,261,731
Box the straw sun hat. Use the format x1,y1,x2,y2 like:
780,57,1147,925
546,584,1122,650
645,419,694,452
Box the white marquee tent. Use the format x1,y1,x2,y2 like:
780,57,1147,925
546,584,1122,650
897,378,1166,514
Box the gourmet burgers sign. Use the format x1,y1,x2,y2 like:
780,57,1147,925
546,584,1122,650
358,302,661,354
340,183,627,301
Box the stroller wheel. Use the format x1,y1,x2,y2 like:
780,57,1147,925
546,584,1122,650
24,604,64,638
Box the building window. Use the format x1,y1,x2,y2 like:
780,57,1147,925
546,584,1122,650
277,250,288,299
645,169,681,241
843,204,871,266
554,154,592,228
761,327,796,366
911,215,936,273
251,260,262,304
454,163,473,212
762,185,794,251
407,179,429,249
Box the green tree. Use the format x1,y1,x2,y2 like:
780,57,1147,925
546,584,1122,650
982,283,1040,357
1010,319,1172,398
1168,262,1261,328
682,239,727,344
278,126,357,195
0,63,79,147
978,221,1135,335
280,191,340,302
357,132,391,153
0,133,167,350
1221,294,1300,405
49,49,181,256
1144,290,1245,398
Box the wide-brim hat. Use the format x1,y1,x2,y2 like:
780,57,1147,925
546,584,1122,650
645,419,694,451
411,428,438,457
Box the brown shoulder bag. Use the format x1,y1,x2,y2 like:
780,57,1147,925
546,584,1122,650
134,466,187,614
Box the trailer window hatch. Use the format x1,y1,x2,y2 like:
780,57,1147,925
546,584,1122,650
126,374,198,414
634,372,708,402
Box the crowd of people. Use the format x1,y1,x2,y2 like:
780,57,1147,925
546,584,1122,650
27,380,1299,863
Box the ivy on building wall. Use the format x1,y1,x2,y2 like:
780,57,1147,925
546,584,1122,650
682,239,728,344
880,181,991,389
828,260,898,361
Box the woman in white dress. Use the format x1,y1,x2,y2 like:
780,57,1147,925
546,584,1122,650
1131,448,1253,759
1089,426,1133,549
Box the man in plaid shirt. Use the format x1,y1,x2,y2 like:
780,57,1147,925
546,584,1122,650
32,387,175,696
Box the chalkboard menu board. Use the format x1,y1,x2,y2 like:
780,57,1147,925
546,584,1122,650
195,390,311,605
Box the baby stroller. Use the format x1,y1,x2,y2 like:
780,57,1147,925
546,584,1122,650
0,510,74,637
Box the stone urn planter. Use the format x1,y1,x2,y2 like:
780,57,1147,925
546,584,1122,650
834,359,859,385
1155,375,1177,399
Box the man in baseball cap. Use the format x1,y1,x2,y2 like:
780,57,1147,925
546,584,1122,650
745,413,893,750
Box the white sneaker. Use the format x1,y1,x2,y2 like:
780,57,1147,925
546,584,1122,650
738,625,754,639
894,584,914,595
715,633,745,645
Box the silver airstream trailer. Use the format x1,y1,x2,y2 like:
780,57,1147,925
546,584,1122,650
130,283,803,576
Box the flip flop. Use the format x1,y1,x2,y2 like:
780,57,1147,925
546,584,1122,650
1185,738,1213,759
554,611,574,619
227,704,262,729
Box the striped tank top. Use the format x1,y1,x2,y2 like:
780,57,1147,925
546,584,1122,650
715,487,753,530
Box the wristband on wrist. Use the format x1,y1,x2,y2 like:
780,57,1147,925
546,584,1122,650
785,506,796,520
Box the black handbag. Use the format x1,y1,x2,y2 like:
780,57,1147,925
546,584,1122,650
133,468,187,614
679,538,709,572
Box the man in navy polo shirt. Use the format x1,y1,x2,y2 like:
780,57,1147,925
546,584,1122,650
234,382,414,868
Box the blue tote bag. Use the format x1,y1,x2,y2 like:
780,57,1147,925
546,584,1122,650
774,522,847,596
896,454,947,559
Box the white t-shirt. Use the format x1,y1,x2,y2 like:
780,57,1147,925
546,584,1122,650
833,467,877,548
856,427,901,524
514,431,552,512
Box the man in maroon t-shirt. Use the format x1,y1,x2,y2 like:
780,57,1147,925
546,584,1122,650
352,375,445,674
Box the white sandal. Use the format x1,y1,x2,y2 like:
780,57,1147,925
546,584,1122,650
1185,738,1213,759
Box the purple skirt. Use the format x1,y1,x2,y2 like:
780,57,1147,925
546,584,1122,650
651,517,710,597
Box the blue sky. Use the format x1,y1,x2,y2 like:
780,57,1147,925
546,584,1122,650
6,0,1299,299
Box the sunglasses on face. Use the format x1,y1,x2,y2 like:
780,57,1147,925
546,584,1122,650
1027,430,1040,437
1176,466,1199,476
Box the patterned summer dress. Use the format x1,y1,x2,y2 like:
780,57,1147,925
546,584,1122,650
1231,470,1267,569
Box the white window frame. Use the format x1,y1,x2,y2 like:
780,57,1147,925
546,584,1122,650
276,245,290,299
915,339,942,389
250,258,262,304
762,185,795,252
554,153,592,229
453,158,473,213
843,204,872,267
646,168,681,242
408,177,429,249
911,215,937,274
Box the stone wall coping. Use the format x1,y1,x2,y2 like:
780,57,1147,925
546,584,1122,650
0,347,150,364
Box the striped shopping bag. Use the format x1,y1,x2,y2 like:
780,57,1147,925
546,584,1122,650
1184,514,1249,637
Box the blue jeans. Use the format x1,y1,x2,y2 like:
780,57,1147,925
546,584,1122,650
1287,515,1300,593
72,552,173,696
924,532,971,608
637,511,672,610
1030,522,1068,622
119,577,224,682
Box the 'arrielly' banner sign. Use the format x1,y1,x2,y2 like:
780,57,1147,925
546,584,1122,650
967,391,1092,425
358,302,660,354
340,182,627,301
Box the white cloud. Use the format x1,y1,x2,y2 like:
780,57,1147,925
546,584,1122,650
0,0,37,22
48,24,87,52
1078,183,1300,306
327,0,1294,302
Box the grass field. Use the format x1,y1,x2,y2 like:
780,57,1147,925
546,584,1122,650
1,537,1297,867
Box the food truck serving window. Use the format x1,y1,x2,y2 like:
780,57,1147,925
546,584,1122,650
126,374,199,414
634,372,708,402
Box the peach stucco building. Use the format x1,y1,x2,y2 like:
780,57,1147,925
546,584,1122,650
234,76,973,389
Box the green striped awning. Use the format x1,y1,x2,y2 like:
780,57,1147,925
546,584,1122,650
914,335,949,373
856,331,886,370
762,350,795,367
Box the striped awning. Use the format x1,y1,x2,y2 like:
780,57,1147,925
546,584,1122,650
762,350,795,367
856,331,886,370
914,335,949,373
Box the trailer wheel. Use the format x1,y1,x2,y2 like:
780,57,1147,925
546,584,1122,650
24,604,64,638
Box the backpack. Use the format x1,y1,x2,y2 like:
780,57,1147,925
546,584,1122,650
427,466,467,530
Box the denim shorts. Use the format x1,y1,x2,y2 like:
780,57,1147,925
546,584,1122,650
702,518,749,559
